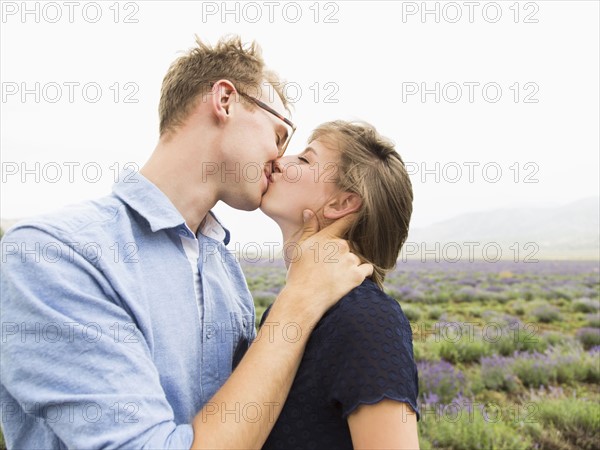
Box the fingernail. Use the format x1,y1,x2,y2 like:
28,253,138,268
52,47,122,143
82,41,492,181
303,210,312,222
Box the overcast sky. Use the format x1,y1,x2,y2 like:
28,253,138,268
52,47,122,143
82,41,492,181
1,1,598,248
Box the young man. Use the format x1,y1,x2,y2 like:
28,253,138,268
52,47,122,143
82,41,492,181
0,36,372,449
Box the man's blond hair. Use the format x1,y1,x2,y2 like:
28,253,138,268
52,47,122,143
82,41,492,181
159,35,288,137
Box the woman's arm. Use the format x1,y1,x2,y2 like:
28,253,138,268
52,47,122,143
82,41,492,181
348,399,420,450
191,214,373,449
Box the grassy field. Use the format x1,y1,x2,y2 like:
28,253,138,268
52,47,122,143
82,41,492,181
1,259,598,449
245,258,600,450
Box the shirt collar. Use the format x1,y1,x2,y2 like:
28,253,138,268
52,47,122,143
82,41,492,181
199,210,230,244
112,169,230,244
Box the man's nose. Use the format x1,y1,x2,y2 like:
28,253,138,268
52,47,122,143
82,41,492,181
272,158,287,173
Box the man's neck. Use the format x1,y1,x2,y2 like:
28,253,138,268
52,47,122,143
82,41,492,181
140,139,219,235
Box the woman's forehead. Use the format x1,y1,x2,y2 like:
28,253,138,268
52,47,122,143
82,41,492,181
305,139,341,160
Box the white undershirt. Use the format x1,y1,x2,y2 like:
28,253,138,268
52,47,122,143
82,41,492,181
179,213,227,319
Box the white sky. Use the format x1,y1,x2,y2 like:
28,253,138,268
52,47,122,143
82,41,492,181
1,1,599,248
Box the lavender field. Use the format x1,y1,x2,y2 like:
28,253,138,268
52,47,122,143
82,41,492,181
243,259,600,450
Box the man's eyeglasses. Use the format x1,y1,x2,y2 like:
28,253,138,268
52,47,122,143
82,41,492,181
237,90,296,158
210,82,296,157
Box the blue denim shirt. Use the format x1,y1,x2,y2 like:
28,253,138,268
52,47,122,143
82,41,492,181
0,171,256,449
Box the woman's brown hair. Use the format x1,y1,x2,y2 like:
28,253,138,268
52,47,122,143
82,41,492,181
309,121,413,288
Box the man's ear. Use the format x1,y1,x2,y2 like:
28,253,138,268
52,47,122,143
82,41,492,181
210,79,237,122
323,192,362,220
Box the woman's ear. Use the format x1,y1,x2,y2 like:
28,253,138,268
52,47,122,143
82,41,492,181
323,192,362,220
211,79,236,122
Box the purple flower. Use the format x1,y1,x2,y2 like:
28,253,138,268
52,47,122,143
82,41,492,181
588,345,600,355
417,360,466,404
576,327,600,350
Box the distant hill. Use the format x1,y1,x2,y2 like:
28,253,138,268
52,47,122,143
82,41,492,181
406,197,600,261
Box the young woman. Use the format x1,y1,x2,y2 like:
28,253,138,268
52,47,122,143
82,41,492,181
259,121,419,449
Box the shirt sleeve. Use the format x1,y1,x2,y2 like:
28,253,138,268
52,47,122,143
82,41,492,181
320,284,420,420
0,226,194,449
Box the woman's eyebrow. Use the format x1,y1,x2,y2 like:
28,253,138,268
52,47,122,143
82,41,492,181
302,146,318,156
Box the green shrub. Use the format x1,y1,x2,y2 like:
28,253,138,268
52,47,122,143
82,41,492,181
511,301,526,316
418,401,531,450
573,297,600,313
439,338,491,364
495,327,548,356
511,352,557,388
427,306,442,320
253,292,276,308
586,313,600,328
413,339,441,362
535,398,600,450
480,355,520,393
438,341,460,363
542,331,578,350
531,304,562,323
402,305,421,322
509,348,590,387
427,290,452,304
454,287,483,303
470,308,483,318
584,350,600,383
466,369,486,396
553,352,589,385
576,327,600,350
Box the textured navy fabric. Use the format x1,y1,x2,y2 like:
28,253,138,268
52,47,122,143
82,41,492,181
260,278,419,450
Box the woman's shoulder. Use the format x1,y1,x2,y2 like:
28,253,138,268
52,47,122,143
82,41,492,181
318,278,412,339
327,278,407,318
260,278,414,342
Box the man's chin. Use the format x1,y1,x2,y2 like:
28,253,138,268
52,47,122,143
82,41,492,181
258,199,278,221
258,189,271,208
222,194,261,212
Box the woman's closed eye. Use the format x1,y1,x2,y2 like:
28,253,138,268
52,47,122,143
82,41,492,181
297,156,309,163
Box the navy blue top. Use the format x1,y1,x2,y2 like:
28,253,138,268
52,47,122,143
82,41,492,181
259,278,419,450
